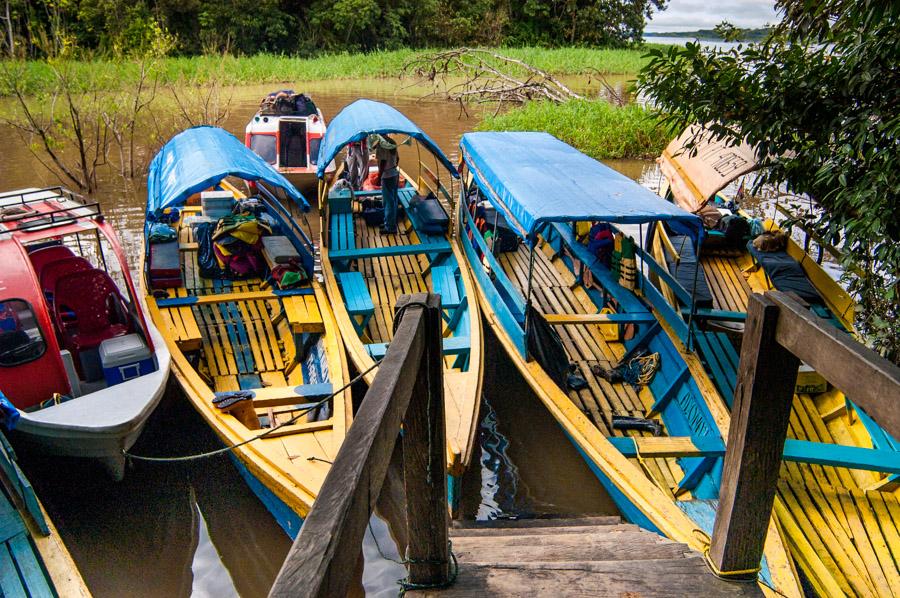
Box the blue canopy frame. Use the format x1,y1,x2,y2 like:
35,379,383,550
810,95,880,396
316,99,459,179
146,126,309,215
459,131,704,245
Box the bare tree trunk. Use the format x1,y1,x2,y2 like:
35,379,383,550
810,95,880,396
2,0,13,57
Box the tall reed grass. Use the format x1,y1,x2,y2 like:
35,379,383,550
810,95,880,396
1,46,659,96
478,99,667,160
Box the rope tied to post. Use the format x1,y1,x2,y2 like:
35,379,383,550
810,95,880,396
122,358,382,463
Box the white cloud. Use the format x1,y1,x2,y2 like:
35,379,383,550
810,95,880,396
646,0,779,32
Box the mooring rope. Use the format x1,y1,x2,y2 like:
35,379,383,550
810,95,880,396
123,358,382,463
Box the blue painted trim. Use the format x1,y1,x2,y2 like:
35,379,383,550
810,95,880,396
291,382,334,398
366,336,471,359
459,203,526,317
457,203,527,357
156,288,312,307
228,453,303,539
633,242,692,305
677,456,717,493
649,366,691,415
329,241,451,261
783,439,900,475
680,308,747,322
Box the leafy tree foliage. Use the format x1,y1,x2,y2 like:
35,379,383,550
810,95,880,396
712,21,746,42
639,0,900,361
7,0,665,57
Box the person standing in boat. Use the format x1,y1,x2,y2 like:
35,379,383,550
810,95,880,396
371,134,400,234
346,138,368,190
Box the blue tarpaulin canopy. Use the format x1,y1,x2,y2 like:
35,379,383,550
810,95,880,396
460,132,704,244
146,126,309,214
316,99,458,179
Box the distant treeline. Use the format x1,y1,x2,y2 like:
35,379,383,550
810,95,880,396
1,0,666,58
645,28,772,42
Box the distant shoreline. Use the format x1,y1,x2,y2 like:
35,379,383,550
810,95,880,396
645,28,771,42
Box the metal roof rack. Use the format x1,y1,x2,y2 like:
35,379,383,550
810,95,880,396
0,186,102,233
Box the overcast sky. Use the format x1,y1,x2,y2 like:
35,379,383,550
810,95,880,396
646,0,779,32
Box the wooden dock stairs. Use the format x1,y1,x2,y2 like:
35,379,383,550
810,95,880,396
406,516,760,596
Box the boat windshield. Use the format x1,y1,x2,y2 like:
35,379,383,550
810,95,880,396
0,299,46,367
249,134,277,165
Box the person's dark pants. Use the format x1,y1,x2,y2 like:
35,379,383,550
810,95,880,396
381,175,399,232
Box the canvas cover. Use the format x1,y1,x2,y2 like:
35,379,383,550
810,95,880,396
316,99,458,179
147,126,309,215
460,132,704,244
658,125,758,213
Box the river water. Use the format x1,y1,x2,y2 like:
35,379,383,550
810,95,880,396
0,77,803,596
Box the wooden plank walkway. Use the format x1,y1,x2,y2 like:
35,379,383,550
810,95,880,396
408,517,761,596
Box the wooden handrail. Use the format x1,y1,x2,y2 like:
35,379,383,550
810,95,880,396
709,291,900,578
268,293,448,597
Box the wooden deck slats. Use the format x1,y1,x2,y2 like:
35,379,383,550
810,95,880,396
776,390,900,596
497,243,686,496
353,215,429,345
702,252,752,313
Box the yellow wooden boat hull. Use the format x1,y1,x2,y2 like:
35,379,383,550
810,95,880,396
466,231,801,598
142,208,351,526
651,221,900,597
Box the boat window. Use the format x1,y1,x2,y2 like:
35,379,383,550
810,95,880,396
308,137,320,165
250,134,277,165
0,300,46,367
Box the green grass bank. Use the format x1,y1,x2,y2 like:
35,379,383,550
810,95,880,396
478,99,667,160
0,46,656,96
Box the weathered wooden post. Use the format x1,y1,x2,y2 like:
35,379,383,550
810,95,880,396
709,293,799,578
398,293,450,585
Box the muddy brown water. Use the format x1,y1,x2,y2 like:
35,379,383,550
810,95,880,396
2,79,655,596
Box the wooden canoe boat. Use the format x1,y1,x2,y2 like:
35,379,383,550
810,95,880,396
649,202,900,598
0,430,89,597
315,100,483,502
456,131,802,597
0,186,169,480
650,126,900,597
142,126,350,537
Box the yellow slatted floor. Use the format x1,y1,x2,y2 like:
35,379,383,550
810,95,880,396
701,251,900,595
701,249,752,313
353,217,430,344
173,216,309,425
498,243,685,497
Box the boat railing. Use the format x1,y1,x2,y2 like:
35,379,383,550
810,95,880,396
0,186,102,233
268,293,451,597
708,290,900,578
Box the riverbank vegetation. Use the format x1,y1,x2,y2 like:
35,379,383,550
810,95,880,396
0,46,653,97
639,0,899,362
478,100,665,160
1,0,665,58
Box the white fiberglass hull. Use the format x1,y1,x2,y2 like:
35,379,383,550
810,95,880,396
12,319,170,480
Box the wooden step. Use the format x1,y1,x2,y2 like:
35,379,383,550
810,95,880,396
452,531,691,562
408,518,763,596
451,516,621,529
449,523,640,537
408,558,761,596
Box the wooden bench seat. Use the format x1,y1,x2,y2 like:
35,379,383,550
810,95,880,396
431,265,461,310
283,294,325,334
366,335,470,360
694,330,739,406
338,271,375,335
330,212,356,252
160,290,202,352
329,240,451,262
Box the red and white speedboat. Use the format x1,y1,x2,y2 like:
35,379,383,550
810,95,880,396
0,187,169,479
245,90,335,191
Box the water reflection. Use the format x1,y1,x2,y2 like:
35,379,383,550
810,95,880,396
190,489,239,598
476,399,523,521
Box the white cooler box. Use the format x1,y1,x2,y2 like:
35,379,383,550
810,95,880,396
99,334,155,386
201,190,236,219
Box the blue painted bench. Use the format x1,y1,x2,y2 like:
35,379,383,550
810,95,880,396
329,240,452,262
366,335,471,360
430,265,468,331
330,212,356,252
338,271,374,336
